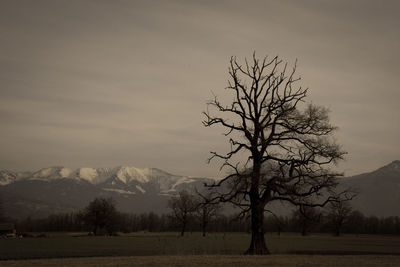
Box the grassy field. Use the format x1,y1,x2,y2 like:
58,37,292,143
1,232,400,265
2,255,400,267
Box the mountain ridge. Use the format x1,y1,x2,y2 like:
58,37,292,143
0,165,214,219
340,160,400,216
0,165,204,188
1,161,399,219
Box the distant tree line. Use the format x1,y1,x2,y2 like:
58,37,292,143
13,207,400,236
265,211,400,236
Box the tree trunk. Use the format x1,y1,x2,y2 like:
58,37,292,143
245,203,270,255
202,219,208,237
301,220,307,236
180,220,186,236
334,224,341,236
244,158,270,255
301,227,307,236
334,219,342,236
202,208,207,237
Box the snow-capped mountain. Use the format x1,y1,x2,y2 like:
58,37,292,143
0,166,208,194
1,161,399,219
0,170,17,185
0,169,32,185
0,166,214,219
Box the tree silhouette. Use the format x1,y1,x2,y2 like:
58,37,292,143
195,193,221,237
168,190,197,236
326,199,352,236
0,197,4,222
82,197,119,235
291,206,321,236
203,53,353,254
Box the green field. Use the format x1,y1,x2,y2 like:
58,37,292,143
1,232,400,261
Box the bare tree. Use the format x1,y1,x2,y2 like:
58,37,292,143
345,210,365,234
168,190,197,236
326,200,352,236
0,196,4,222
196,193,221,237
291,206,321,236
203,53,353,254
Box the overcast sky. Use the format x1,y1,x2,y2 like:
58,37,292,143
1,0,399,178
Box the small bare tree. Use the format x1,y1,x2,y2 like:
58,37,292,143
0,196,5,222
291,206,321,236
203,53,353,254
168,190,197,236
326,200,352,236
196,193,221,237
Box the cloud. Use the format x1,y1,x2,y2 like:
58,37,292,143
0,0,399,177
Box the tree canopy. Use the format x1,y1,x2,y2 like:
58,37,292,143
168,190,198,236
82,197,119,236
203,53,353,254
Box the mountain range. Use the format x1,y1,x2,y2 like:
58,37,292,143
1,161,399,219
0,166,212,219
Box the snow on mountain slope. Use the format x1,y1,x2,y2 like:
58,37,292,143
77,167,101,183
115,166,150,184
172,177,197,189
0,165,216,219
31,167,74,181
135,185,146,193
0,165,212,196
2,162,400,218
143,168,185,192
60,168,73,178
103,188,136,195
0,169,34,185
0,170,17,185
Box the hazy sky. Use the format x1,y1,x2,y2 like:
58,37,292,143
1,0,399,178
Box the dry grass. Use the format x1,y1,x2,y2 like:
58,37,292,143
1,232,400,266
2,232,400,260
1,255,400,267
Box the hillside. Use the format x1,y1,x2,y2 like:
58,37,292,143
1,161,399,219
0,166,212,219
340,160,400,216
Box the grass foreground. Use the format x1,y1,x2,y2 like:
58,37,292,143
1,255,400,267
1,232,400,265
